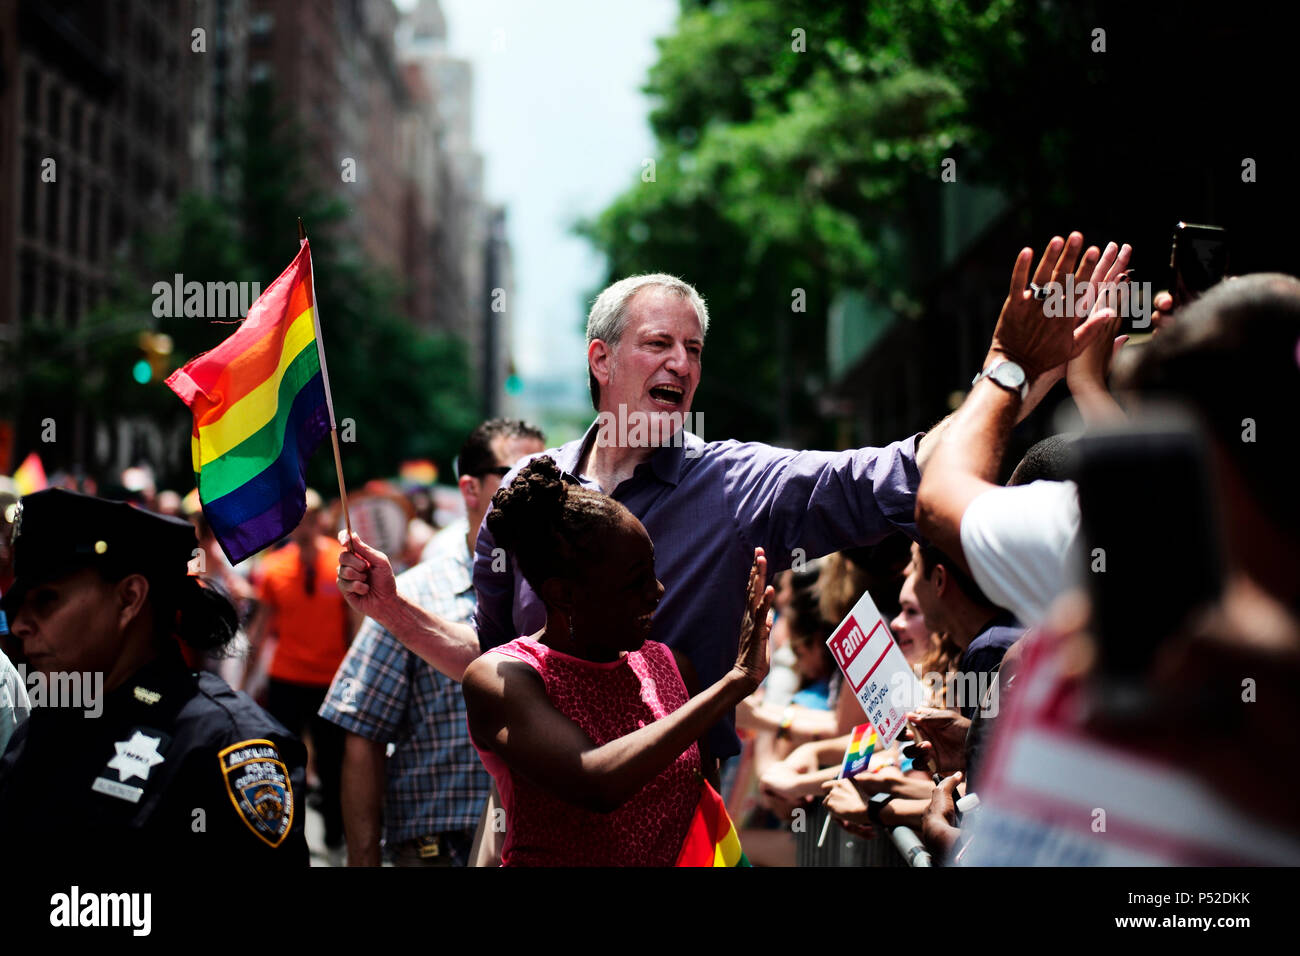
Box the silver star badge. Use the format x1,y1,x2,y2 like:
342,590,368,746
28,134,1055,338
107,731,166,782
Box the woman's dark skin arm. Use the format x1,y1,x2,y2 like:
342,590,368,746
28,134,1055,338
463,550,774,814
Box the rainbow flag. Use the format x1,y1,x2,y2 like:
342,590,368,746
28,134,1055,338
399,459,438,486
12,452,47,495
840,723,878,778
165,241,330,564
675,780,750,867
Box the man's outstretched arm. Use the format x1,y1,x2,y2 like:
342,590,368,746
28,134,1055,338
336,532,479,681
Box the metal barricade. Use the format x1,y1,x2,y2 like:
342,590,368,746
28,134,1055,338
796,803,925,866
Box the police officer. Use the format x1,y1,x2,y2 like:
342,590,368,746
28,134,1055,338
0,489,308,867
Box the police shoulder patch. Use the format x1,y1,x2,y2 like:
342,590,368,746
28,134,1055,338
218,738,294,848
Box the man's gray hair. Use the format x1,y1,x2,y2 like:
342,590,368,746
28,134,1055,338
585,274,709,409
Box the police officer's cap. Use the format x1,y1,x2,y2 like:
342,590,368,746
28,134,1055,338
1,488,198,616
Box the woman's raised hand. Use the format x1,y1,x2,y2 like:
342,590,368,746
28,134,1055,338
732,547,775,690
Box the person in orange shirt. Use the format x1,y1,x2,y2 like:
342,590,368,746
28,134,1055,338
248,489,351,860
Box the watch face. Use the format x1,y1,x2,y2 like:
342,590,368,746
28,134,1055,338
993,362,1026,389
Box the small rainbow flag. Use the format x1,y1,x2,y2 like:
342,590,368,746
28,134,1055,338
399,459,438,486
12,452,47,496
166,241,331,564
675,780,750,867
840,723,878,779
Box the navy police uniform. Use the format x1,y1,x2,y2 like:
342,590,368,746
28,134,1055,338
0,489,308,867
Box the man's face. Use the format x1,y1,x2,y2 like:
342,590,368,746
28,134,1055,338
463,433,547,532
482,434,547,501
592,288,703,445
906,543,946,635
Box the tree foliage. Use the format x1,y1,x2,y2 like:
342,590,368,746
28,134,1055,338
578,0,1074,445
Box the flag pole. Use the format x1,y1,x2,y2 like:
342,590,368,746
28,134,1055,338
299,218,353,543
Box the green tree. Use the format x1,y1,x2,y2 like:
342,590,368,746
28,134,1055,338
578,0,1047,446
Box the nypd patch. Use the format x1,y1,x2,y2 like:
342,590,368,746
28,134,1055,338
219,739,294,847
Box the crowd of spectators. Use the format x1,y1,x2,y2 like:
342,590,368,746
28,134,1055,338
2,231,1297,867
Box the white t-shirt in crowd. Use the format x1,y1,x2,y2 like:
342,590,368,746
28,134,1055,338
958,480,1082,627
0,649,31,755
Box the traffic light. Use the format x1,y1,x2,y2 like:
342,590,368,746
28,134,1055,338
134,332,173,384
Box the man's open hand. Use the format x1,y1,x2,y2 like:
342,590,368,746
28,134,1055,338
989,232,1115,380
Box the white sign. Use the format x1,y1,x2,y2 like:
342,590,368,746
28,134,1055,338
825,589,925,746
958,636,1300,866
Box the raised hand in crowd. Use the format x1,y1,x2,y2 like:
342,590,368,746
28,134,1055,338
1150,289,1175,334
903,707,970,774
336,530,481,680
733,550,774,687
990,232,1117,385
920,772,963,859
336,531,400,619
1065,243,1132,424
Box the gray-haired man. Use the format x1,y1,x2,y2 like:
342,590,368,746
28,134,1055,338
338,272,1002,763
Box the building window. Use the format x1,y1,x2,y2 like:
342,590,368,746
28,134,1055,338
44,264,61,323
21,139,39,235
109,202,125,248
88,188,102,262
112,134,127,179
44,179,60,245
134,157,154,201
18,252,38,320
68,183,84,255
69,102,83,151
250,12,274,37
65,278,81,324
47,86,62,139
24,68,40,124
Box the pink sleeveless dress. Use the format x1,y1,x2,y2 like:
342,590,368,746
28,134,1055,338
474,637,703,866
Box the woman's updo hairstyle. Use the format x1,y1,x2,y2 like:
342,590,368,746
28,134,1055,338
164,574,240,653
486,455,625,593
97,564,240,654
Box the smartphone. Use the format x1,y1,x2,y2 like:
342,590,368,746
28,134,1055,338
1071,415,1224,689
1169,222,1229,308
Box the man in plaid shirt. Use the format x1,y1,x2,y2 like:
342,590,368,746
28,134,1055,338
319,420,545,866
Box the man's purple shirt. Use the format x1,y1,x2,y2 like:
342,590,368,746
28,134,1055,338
471,420,923,758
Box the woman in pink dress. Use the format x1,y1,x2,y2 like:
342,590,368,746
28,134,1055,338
461,456,774,866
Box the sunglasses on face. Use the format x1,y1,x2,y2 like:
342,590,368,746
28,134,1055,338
472,466,513,479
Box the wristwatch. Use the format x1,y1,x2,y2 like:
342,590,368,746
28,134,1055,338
971,359,1028,400
867,791,896,826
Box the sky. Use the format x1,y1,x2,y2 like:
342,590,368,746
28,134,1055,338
397,0,679,403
